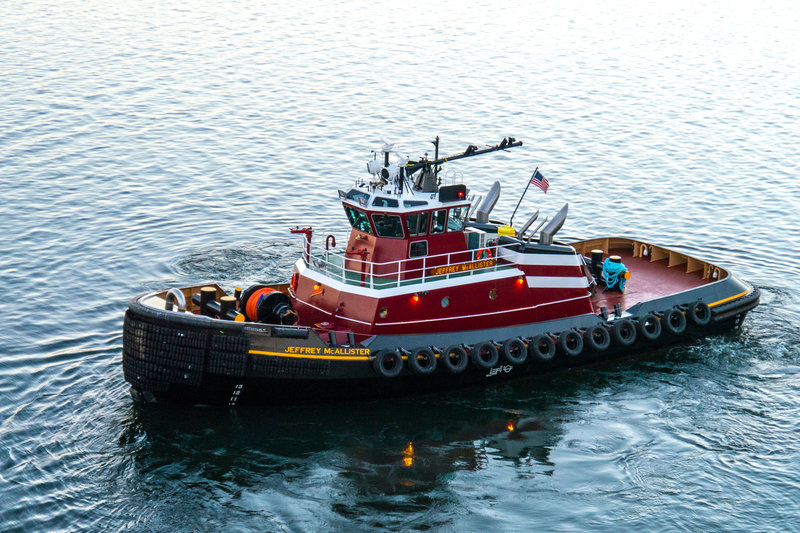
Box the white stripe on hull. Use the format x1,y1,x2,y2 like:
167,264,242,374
525,276,589,289
498,248,583,266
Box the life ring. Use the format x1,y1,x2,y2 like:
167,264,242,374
687,300,711,326
502,338,528,365
637,313,662,341
408,347,437,375
470,341,499,369
476,248,493,260
557,330,583,357
584,324,611,351
440,345,469,373
611,318,637,346
662,308,687,335
372,349,403,378
528,334,556,362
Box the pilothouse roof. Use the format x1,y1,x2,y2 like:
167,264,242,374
340,136,522,214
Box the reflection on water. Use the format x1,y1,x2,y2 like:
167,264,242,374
122,382,566,493
117,375,575,529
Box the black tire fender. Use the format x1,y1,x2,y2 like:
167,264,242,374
408,347,437,375
611,318,637,346
502,338,528,365
557,330,583,357
662,307,687,335
637,312,662,341
440,345,469,373
372,349,403,378
584,324,611,351
687,300,711,326
528,334,556,362
470,341,499,369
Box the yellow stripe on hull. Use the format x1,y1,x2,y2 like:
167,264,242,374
708,289,751,308
249,349,371,361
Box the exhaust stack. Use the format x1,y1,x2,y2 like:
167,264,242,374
475,181,501,223
538,203,568,245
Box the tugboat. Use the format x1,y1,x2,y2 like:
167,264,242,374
122,137,760,405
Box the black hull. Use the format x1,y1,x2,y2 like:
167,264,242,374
123,286,759,406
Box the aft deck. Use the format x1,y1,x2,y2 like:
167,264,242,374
571,238,724,314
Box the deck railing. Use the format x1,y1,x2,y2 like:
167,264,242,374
302,241,518,289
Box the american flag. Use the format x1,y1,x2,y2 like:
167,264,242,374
531,169,549,193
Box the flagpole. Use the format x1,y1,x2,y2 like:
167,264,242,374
509,167,537,227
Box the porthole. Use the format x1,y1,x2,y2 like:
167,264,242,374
441,297,449,308
379,307,388,318
489,289,498,300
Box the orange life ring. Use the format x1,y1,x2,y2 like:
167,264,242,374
477,248,493,260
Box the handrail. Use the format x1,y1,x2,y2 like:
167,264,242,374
302,240,519,289
306,240,519,268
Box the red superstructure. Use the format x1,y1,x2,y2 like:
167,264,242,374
288,138,595,343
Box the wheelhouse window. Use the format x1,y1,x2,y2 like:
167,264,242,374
405,212,429,237
343,206,374,234
345,189,370,206
430,209,447,234
409,241,428,258
447,206,468,232
371,213,404,238
372,196,399,208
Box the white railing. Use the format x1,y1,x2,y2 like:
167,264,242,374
302,241,518,289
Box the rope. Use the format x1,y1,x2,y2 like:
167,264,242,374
602,258,628,291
